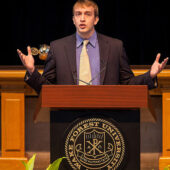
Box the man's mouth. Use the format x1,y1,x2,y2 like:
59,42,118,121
79,24,86,29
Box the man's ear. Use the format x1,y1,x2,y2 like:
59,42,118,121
72,16,75,25
94,16,99,25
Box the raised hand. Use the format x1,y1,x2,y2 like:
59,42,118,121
150,53,169,78
17,46,35,74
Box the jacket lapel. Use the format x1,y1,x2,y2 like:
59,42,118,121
97,33,109,85
64,33,109,85
64,34,77,84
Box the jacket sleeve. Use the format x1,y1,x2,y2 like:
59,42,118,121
25,44,56,94
119,44,157,89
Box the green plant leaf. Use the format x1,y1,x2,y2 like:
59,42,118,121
27,154,36,170
20,154,36,170
164,166,170,170
46,164,52,170
21,161,27,168
46,157,66,170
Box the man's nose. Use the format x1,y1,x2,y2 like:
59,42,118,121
80,14,85,21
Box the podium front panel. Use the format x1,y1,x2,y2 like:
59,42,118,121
50,109,140,170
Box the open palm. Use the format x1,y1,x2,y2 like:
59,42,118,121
17,46,35,74
150,53,169,78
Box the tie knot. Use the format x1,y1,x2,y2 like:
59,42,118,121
83,40,89,47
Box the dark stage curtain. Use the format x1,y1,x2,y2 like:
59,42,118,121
4,0,169,65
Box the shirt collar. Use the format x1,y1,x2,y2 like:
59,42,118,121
76,31,97,48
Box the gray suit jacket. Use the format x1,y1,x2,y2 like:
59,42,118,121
26,33,156,94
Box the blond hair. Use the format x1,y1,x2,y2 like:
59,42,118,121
73,0,99,17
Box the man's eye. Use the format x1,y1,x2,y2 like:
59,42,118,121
85,12,92,16
75,13,81,16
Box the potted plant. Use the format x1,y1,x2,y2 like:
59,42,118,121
21,154,65,170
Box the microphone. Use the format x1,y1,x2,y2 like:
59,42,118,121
88,66,106,85
74,66,106,85
74,77,91,85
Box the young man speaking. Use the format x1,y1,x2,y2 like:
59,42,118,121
17,0,168,93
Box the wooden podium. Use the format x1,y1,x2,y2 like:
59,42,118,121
35,85,148,115
35,85,149,170
1,67,170,169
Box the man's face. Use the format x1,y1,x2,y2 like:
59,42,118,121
73,5,99,38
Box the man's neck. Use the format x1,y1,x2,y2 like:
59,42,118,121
77,29,95,39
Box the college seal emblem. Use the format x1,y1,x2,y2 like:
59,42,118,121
65,118,125,169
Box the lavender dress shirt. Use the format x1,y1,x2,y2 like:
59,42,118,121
76,31,100,85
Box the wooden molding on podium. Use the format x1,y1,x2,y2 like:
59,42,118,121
34,85,151,122
0,92,27,170
159,91,170,170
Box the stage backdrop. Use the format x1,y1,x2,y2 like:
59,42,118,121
4,0,169,65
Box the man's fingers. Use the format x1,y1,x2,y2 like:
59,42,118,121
17,49,26,65
17,49,24,58
27,46,32,56
155,53,161,62
17,49,21,56
163,57,169,63
161,57,169,69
